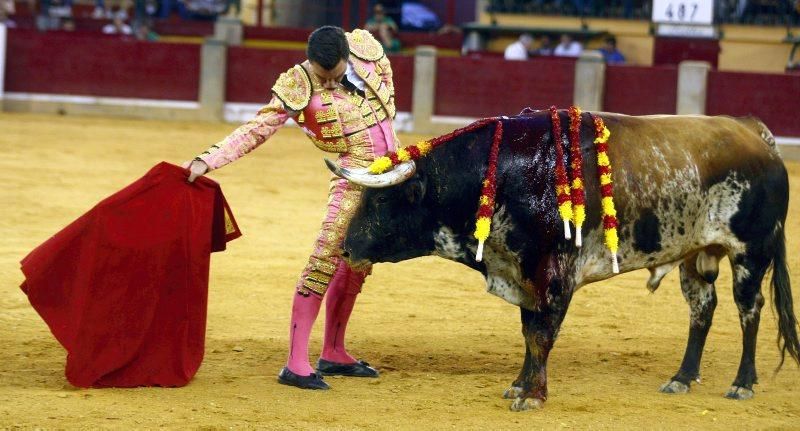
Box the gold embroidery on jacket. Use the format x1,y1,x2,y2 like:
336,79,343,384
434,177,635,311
321,122,344,139
346,29,384,62
271,65,311,111
314,108,338,124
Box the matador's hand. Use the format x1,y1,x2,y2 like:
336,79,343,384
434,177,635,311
182,159,209,183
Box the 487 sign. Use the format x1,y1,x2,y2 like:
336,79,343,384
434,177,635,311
652,0,714,25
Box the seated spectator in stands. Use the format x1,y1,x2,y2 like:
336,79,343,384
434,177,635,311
92,0,107,18
553,34,583,57
365,3,401,53
598,36,625,64
225,0,240,17
504,33,533,61
0,0,16,27
572,0,594,15
48,0,73,19
531,34,554,56
112,3,130,20
135,19,158,41
102,15,133,34
61,16,76,30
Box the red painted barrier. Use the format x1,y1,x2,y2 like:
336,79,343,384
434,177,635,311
653,37,720,68
434,56,575,117
396,32,462,50
5,29,200,100
243,26,312,42
604,64,678,115
706,70,800,137
387,54,413,113
225,47,305,104
225,48,414,112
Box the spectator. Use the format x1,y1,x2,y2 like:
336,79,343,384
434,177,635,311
572,0,594,15
135,19,158,41
531,34,554,56
61,16,76,30
0,0,16,27
49,0,73,19
598,36,625,64
92,0,107,18
102,15,132,34
553,33,583,57
365,3,401,53
504,33,533,60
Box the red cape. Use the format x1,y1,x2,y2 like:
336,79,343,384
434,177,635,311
20,162,241,388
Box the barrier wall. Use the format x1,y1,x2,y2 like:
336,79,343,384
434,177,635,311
434,56,575,117
706,70,800,137
226,47,304,103
604,64,678,115
387,55,414,113
5,30,201,100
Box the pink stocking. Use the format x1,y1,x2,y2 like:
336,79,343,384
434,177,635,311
321,264,365,364
286,292,323,376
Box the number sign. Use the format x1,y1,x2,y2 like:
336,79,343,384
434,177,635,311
652,0,714,25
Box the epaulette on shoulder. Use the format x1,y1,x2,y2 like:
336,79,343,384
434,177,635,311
346,29,385,62
271,64,312,112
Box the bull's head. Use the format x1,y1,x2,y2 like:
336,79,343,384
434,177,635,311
325,159,437,267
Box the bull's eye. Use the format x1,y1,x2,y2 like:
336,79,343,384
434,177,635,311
376,195,388,204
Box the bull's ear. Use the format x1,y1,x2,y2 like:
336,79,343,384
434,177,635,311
404,176,426,205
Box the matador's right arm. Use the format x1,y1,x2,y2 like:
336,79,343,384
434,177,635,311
195,95,291,170
194,65,312,170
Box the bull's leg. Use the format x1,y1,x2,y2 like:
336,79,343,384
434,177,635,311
502,314,532,400
660,258,717,394
725,254,768,400
509,282,573,411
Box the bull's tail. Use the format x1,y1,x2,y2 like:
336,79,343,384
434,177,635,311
770,221,800,370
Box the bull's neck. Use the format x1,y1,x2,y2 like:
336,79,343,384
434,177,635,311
418,124,498,249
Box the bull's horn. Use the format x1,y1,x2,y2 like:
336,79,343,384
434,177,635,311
324,159,416,188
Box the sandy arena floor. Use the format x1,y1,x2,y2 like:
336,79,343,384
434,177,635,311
1,112,798,430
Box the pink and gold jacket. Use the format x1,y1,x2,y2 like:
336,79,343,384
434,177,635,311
196,29,399,172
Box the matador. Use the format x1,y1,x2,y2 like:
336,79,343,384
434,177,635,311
185,26,399,389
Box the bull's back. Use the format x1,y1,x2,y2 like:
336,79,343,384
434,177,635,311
607,114,781,176
574,114,787,285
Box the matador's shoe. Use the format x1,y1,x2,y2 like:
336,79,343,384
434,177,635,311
277,367,330,390
316,359,380,377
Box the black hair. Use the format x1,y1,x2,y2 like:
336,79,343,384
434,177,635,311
307,26,349,71
605,36,617,46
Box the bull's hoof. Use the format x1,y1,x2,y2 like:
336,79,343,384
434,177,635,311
659,380,689,394
510,397,544,412
725,386,754,400
503,386,524,399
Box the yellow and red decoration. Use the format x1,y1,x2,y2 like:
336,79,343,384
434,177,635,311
568,106,586,247
365,109,619,271
591,113,620,273
473,121,503,262
367,118,495,175
550,106,573,240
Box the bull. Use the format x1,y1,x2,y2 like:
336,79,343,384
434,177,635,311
326,110,799,411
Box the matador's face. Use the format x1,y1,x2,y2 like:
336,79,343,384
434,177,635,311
310,60,347,91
